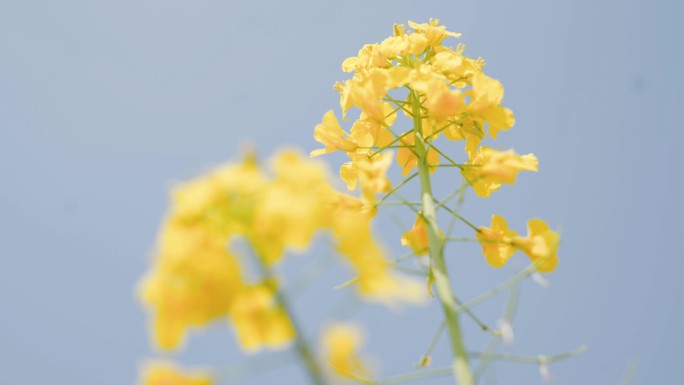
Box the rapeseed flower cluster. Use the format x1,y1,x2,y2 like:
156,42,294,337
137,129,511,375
312,19,563,384
140,150,424,353
312,19,522,180
313,19,559,272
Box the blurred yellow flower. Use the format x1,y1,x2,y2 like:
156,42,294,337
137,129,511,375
401,214,430,256
170,151,268,236
249,151,331,264
228,282,296,351
141,150,340,351
139,362,212,385
322,323,370,381
140,221,244,350
333,211,426,306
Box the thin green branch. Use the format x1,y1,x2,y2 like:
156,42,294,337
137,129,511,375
333,249,425,291
417,321,447,368
372,346,587,385
358,145,413,149
376,172,418,205
394,265,429,276
457,264,536,315
433,198,480,233
470,345,588,365
474,282,522,381
391,191,422,215
428,163,475,168
455,294,500,336
445,179,469,239
376,201,421,207
287,252,336,298
426,142,464,170
250,247,329,385
369,130,412,158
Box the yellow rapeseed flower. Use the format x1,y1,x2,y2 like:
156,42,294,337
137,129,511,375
430,45,483,85
228,282,296,351
349,105,397,149
170,152,268,235
400,213,444,257
341,44,388,73
401,214,430,256
340,152,393,202
462,146,538,197
333,211,426,306
513,219,560,272
140,221,244,350
408,19,461,47
139,362,212,385
477,215,519,268
311,110,371,157
249,150,331,264
348,69,392,123
317,184,377,220
465,72,515,139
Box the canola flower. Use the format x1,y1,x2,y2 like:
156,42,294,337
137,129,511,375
477,216,560,272
139,148,424,384
312,18,561,385
228,281,296,352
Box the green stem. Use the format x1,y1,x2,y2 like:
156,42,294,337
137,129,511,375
418,321,447,366
373,345,586,385
410,91,474,385
474,281,521,381
251,250,329,385
458,264,536,314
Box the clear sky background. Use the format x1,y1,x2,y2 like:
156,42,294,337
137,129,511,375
1,1,682,384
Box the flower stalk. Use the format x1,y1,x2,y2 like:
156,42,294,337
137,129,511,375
410,92,474,385
251,249,330,385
